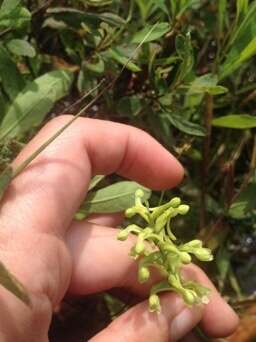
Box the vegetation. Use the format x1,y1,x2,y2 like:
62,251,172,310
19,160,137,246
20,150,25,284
0,0,256,340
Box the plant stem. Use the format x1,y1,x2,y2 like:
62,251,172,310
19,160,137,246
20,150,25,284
200,94,213,230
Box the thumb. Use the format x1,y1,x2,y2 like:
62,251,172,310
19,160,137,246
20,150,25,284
90,293,204,342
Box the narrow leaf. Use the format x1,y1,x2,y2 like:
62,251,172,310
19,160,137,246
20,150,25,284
163,113,206,137
0,260,30,305
212,114,256,129
131,22,169,43
88,175,105,191
108,48,141,72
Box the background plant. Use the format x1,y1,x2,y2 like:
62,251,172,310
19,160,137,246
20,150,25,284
0,0,256,340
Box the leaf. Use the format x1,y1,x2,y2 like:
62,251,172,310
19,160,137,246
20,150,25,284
117,96,143,116
0,259,30,305
108,48,141,72
174,33,194,84
6,39,36,58
221,37,256,79
131,22,170,43
218,0,228,34
212,114,256,129
1,0,21,12
0,6,31,29
88,175,105,191
163,113,206,137
0,165,13,200
228,181,256,219
0,45,25,100
188,74,228,95
0,70,74,140
82,181,151,215
236,0,249,19
220,2,256,79
46,7,124,29
216,247,230,286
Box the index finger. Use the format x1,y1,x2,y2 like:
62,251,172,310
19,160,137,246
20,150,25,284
0,116,183,235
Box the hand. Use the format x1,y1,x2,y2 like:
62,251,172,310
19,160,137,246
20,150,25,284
0,117,238,341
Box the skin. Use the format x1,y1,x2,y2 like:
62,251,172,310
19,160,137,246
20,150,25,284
0,117,238,341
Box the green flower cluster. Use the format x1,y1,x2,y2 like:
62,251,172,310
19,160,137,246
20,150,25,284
117,189,213,313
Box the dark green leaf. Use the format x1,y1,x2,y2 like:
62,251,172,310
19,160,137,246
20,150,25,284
0,70,74,140
163,113,206,137
212,114,256,129
0,259,30,305
0,45,25,100
228,181,256,219
82,181,151,215
6,39,36,58
117,96,143,116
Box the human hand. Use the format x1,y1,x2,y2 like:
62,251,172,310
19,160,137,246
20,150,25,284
0,117,238,341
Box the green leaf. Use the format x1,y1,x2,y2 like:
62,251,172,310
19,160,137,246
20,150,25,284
82,181,151,215
212,114,256,129
218,0,228,34
0,6,31,29
220,2,256,79
131,22,170,43
46,7,125,29
174,33,194,84
0,45,25,100
236,0,249,19
228,181,256,219
1,0,21,12
216,247,230,287
0,70,74,140
0,165,13,200
88,175,105,191
188,74,228,95
6,39,36,58
163,113,206,137
221,37,256,79
0,259,30,305
108,48,141,72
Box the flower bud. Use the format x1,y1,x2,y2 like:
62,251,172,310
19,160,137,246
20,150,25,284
184,240,202,249
177,204,190,215
183,290,196,305
117,229,129,241
169,197,181,208
125,208,136,218
194,248,213,262
135,241,145,254
138,266,150,283
149,294,161,313
180,252,192,264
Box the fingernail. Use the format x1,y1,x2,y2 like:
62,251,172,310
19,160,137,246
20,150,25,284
170,305,203,341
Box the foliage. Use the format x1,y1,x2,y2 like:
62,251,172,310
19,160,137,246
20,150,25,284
0,0,255,337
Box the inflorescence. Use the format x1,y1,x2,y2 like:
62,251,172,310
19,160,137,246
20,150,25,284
117,189,213,313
